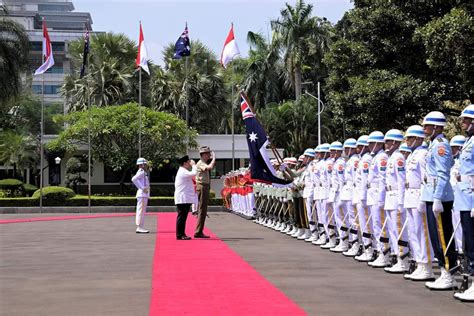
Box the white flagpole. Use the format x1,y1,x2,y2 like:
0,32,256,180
86,23,91,213
39,66,44,213
139,66,142,158
231,64,235,171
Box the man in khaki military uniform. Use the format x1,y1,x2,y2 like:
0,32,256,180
194,146,216,238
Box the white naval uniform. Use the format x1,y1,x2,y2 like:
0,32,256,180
332,156,347,239
323,158,335,236
404,145,432,265
367,149,388,252
450,155,463,252
384,149,408,256
342,154,360,242
132,168,150,227
313,159,326,233
303,161,316,233
355,152,373,246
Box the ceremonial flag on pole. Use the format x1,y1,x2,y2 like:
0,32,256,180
173,23,191,59
220,23,240,68
136,22,150,75
80,30,90,78
34,20,54,76
240,93,291,185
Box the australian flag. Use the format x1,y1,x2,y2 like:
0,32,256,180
173,24,191,59
241,94,292,185
80,30,90,78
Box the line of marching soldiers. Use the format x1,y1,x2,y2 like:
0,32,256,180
253,107,474,302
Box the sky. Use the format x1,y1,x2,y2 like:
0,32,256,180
73,0,353,65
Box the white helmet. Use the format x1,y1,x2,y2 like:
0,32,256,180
384,129,404,142
460,104,474,119
422,111,446,126
303,148,316,157
319,143,330,153
330,141,343,151
343,138,357,149
368,131,384,143
405,125,425,138
136,158,147,165
399,143,412,153
356,135,369,146
450,135,466,147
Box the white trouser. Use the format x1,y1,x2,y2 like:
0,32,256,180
343,200,357,241
385,208,408,256
451,209,463,252
334,195,346,238
305,196,315,232
406,207,432,264
370,203,385,251
357,200,371,245
136,197,148,227
316,199,328,235
249,193,256,217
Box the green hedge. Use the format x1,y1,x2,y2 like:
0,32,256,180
0,196,223,207
32,186,76,206
23,183,38,197
0,179,23,197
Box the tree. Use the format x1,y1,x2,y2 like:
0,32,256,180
150,40,228,133
258,96,333,156
271,0,332,99
61,33,139,111
0,129,38,180
415,7,474,102
47,103,197,191
64,156,88,193
0,4,30,104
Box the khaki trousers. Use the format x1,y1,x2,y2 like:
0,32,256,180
195,183,210,235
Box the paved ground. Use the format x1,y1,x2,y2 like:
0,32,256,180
1,212,473,316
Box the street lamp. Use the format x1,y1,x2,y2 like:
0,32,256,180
304,89,326,145
55,157,61,165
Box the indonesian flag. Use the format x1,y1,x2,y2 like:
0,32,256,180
220,24,240,68
136,22,150,75
34,20,54,76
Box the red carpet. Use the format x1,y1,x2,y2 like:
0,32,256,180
149,213,306,315
0,213,158,224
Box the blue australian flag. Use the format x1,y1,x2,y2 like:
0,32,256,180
241,94,292,185
173,24,191,59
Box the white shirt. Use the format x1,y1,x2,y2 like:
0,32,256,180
132,168,150,198
174,165,197,204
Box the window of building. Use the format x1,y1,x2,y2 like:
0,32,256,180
46,66,64,74
30,41,65,52
210,159,240,178
38,4,70,12
32,85,60,95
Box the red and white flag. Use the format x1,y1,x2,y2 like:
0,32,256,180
136,22,150,75
220,24,240,68
34,20,55,76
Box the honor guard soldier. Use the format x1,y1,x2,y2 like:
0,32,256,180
314,144,332,246
301,148,318,242
329,141,349,252
340,138,360,256
453,104,474,302
399,143,412,159
403,125,435,281
366,131,390,268
450,135,467,254
132,158,150,233
383,129,409,273
354,135,375,261
422,111,457,290
320,143,337,249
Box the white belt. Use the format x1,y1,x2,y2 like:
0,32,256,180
460,175,474,187
424,177,437,185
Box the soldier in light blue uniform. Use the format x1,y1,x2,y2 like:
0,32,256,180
454,104,474,302
421,111,457,290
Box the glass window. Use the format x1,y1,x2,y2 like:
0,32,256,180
210,159,240,178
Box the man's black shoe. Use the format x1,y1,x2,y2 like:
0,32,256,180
177,236,192,240
194,233,210,238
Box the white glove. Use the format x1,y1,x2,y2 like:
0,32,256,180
433,199,444,214
471,209,474,218
279,163,287,171
398,204,404,212
418,201,427,213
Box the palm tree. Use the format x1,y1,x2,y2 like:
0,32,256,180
242,31,291,109
0,129,38,180
150,40,228,133
0,4,30,104
271,0,332,99
61,33,137,111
